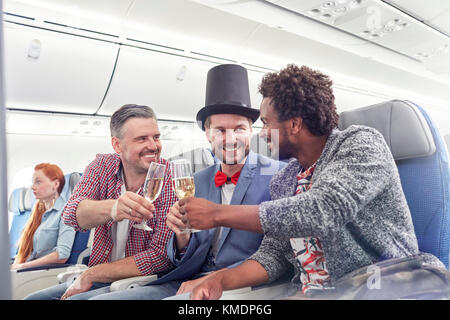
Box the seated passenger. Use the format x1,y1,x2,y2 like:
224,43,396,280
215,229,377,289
11,163,75,270
178,64,446,299
24,104,176,300
85,64,284,300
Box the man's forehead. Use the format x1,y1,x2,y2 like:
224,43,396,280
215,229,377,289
209,114,252,127
122,117,159,135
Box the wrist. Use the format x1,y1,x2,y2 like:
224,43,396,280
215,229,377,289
175,233,190,249
212,203,224,227
109,199,119,221
81,266,96,284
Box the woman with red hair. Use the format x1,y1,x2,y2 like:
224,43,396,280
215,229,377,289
11,163,76,270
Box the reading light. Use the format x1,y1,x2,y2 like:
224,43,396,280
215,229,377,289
321,2,336,9
333,7,348,14
348,0,362,9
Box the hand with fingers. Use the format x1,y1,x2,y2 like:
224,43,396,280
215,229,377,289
111,191,155,223
178,197,219,230
60,269,93,300
189,272,224,300
166,201,191,250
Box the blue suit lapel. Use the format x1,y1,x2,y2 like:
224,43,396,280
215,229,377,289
215,151,258,255
208,162,222,205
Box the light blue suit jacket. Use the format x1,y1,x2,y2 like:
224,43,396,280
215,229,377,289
151,151,285,284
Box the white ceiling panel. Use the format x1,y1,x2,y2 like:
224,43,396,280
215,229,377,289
429,10,450,35
384,0,450,21
124,0,260,52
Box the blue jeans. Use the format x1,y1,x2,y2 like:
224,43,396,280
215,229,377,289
89,281,183,300
24,282,111,300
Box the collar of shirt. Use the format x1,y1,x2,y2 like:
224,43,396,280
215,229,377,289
44,196,65,214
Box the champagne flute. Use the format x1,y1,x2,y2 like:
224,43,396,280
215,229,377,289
133,162,166,231
170,159,199,234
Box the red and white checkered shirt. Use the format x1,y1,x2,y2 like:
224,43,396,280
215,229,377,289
62,153,177,276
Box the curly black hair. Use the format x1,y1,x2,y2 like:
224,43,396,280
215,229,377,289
258,64,339,136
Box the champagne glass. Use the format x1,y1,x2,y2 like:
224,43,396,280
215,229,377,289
170,159,199,234
133,162,166,231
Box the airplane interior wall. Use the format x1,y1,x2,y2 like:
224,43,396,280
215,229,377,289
0,0,12,300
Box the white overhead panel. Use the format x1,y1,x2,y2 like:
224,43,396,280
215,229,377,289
3,0,124,114
3,23,119,113
383,0,450,26
3,0,133,37
122,0,262,57
98,46,212,121
6,110,110,137
266,0,450,74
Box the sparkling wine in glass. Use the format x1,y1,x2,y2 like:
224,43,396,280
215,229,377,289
170,159,199,234
133,162,166,231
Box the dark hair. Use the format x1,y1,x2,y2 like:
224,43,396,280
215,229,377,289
258,64,339,136
110,104,157,138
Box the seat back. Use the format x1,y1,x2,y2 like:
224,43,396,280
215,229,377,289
169,147,217,173
339,100,450,268
60,172,90,265
250,133,271,157
60,172,81,202
8,187,34,259
444,134,450,155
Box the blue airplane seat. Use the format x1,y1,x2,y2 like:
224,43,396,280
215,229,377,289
444,134,450,154
65,230,90,265
59,172,90,266
8,187,34,259
60,172,81,202
339,100,450,268
403,101,450,268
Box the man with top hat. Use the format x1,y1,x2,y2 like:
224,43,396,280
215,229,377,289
88,63,285,300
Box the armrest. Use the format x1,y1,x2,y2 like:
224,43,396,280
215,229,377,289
57,264,88,284
110,275,158,291
16,263,71,273
220,276,292,300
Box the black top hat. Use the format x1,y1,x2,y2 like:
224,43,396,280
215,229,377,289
196,64,260,131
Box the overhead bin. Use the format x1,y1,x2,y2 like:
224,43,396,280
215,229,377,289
98,46,210,121
3,22,119,114
98,45,265,122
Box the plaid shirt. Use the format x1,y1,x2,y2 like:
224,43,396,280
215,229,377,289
62,153,177,276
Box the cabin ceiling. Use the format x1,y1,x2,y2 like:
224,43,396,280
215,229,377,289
2,0,450,121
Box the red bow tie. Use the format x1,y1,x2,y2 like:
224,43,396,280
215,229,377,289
215,170,241,187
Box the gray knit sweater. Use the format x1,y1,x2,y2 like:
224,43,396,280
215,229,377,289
249,125,444,288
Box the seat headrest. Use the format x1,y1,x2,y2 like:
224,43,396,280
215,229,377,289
23,187,33,211
18,187,27,212
8,188,22,213
251,133,271,157
444,134,450,154
60,172,81,201
69,172,81,193
338,100,436,160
